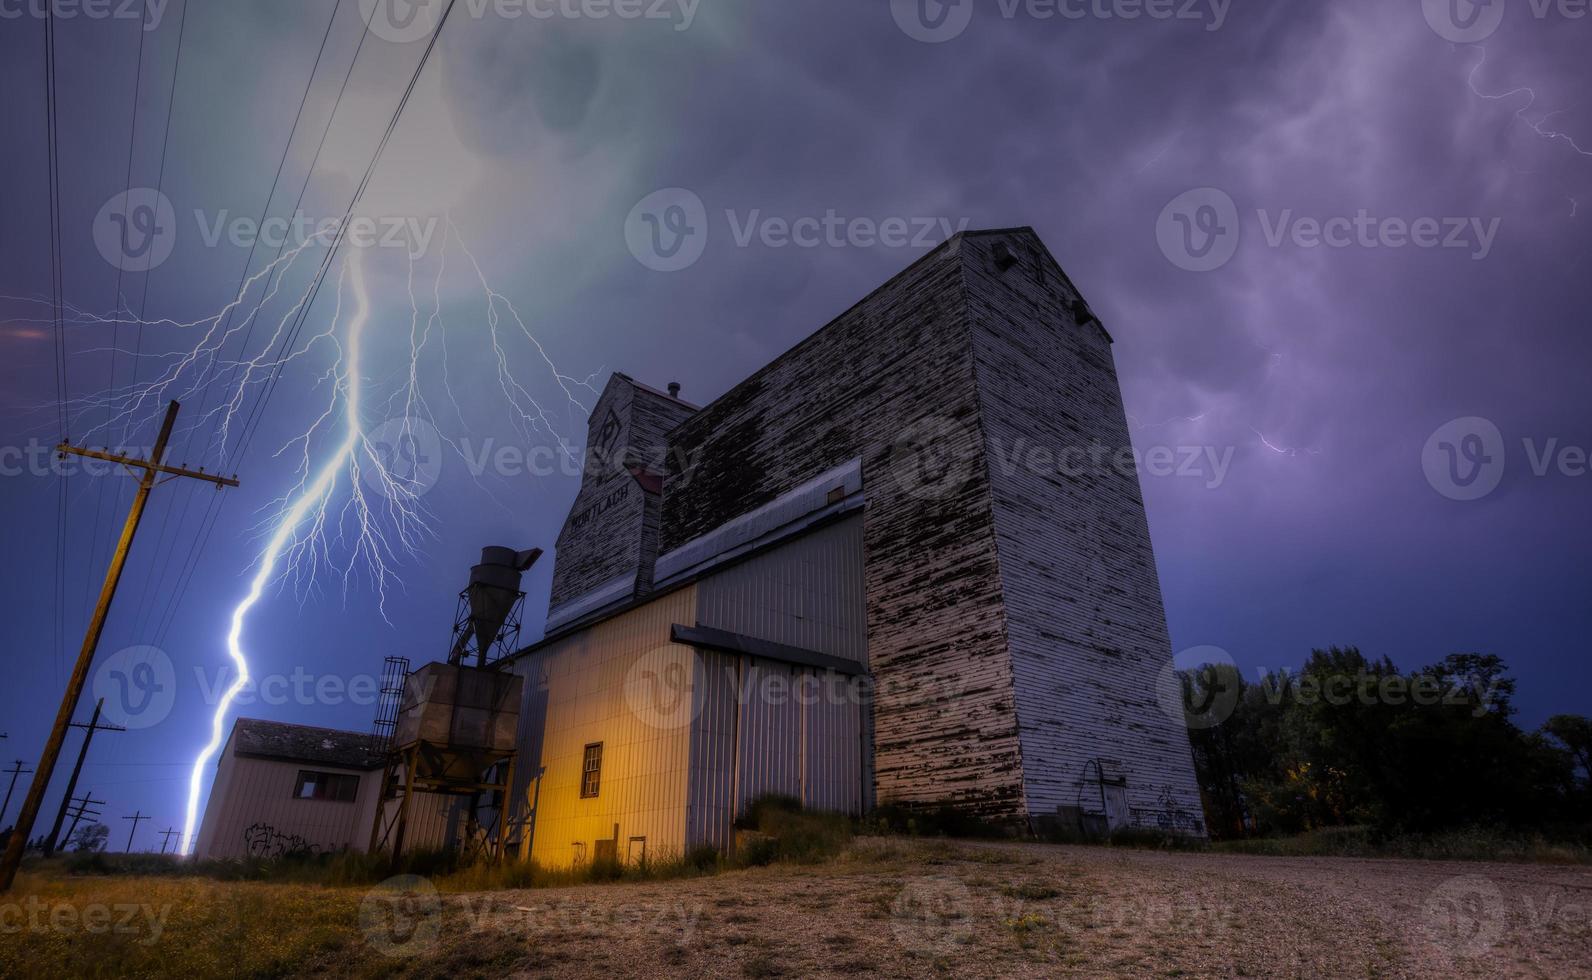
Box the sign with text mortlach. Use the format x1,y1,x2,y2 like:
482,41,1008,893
568,484,631,533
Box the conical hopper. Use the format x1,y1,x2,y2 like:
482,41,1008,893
457,546,541,665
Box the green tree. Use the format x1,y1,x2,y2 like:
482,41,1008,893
1543,715,1592,790
1183,650,1585,838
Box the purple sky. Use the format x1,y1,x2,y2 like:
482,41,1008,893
1,0,1589,850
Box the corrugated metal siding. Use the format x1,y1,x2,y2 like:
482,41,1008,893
685,522,870,850
805,670,864,813
518,586,697,868
736,661,805,804
686,653,867,851
686,649,740,852
376,789,457,853
195,751,380,859
694,515,867,664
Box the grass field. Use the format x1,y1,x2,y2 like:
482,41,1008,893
2,837,1589,978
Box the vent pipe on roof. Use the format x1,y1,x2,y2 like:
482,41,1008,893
668,382,682,399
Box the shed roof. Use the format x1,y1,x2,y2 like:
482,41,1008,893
230,718,387,770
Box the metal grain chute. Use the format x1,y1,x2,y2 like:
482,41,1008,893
449,546,541,667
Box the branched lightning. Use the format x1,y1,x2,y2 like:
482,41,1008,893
21,213,592,854
1465,46,1592,160
180,246,374,855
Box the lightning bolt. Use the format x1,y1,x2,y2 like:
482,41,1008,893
1466,46,1592,160
179,245,374,854
10,210,590,855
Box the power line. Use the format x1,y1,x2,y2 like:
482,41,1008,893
1,762,31,828
45,0,69,689
124,0,196,645
78,0,158,671
230,0,463,473
121,810,148,853
0,404,239,893
178,0,348,466
154,2,460,651
106,0,154,378
134,0,343,646
60,792,106,850
92,0,156,591
42,698,126,857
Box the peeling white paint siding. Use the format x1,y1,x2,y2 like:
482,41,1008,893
962,235,1204,826
658,230,1203,824
549,375,695,617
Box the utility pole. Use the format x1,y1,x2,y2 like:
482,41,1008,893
60,792,105,851
157,827,179,855
42,699,124,856
1,762,30,827
0,401,239,892
122,811,148,853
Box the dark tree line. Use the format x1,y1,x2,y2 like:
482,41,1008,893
1181,648,1591,838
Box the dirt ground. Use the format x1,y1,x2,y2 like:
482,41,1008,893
373,838,1592,978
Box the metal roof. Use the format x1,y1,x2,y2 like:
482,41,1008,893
230,718,387,770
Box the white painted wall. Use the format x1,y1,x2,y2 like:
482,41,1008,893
194,735,381,860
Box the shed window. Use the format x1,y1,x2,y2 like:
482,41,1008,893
581,743,603,798
294,770,359,802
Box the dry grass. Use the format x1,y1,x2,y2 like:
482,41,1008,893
3,838,1590,978
0,873,365,979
